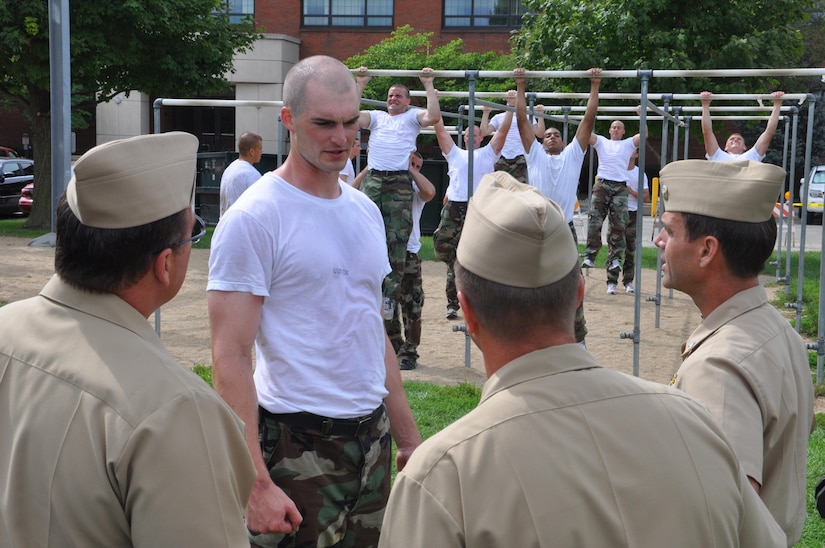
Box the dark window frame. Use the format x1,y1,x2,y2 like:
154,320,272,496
301,0,394,28
443,0,525,28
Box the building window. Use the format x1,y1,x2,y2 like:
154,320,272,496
302,0,393,27
217,0,254,24
444,0,525,27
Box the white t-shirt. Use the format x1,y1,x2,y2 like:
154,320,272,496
219,159,262,216
707,147,764,162
526,139,585,223
444,143,500,202
208,173,391,417
339,159,356,185
367,109,421,171
489,112,525,159
408,184,426,254
624,166,650,212
593,135,638,182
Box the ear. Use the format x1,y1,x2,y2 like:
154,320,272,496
575,272,585,308
698,235,721,268
457,291,479,337
152,248,173,288
280,105,294,131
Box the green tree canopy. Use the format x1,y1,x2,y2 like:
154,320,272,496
346,25,516,125
0,0,259,228
513,0,812,94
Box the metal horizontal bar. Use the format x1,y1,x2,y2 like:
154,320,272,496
353,68,825,79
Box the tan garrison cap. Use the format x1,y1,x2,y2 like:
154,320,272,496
67,132,198,229
457,171,579,288
659,159,785,223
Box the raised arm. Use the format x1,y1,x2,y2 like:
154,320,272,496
352,165,369,190
409,154,436,202
489,91,514,156
356,66,373,129
433,118,456,157
416,67,441,127
752,91,785,156
701,91,721,157
208,290,302,535
574,68,601,151
480,106,495,137
632,104,648,148
533,104,546,140
514,68,538,153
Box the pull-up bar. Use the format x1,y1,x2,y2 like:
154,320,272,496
353,68,825,80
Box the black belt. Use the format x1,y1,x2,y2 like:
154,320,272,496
261,404,385,437
599,178,626,185
368,169,409,177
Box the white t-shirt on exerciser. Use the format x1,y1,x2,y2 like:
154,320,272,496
707,147,764,162
339,159,356,185
408,184,426,254
208,172,391,418
624,165,650,212
219,159,262,216
444,144,500,202
526,139,585,223
367,109,421,171
489,112,525,160
593,135,637,182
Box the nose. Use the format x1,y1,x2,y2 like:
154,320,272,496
653,229,666,249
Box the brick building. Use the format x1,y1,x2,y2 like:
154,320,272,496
0,1,521,157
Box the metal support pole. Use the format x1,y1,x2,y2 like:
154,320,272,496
466,71,479,201
626,70,650,377
786,108,800,296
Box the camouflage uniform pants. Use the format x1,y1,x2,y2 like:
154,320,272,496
432,200,468,311
252,405,392,548
607,210,638,286
494,154,529,184
361,171,413,303
569,222,588,343
585,179,629,281
386,251,423,360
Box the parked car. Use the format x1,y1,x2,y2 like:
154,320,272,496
804,165,825,224
0,146,20,158
18,182,33,214
0,158,34,215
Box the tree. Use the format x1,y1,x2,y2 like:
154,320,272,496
513,0,812,94
346,25,516,126
0,0,259,229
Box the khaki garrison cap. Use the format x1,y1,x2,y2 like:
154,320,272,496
456,171,579,288
659,159,786,223
67,132,198,229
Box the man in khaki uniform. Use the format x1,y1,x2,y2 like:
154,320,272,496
379,171,785,547
0,132,256,547
656,159,815,545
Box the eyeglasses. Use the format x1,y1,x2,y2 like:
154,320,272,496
170,214,206,249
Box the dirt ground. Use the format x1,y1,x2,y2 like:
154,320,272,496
1,235,822,412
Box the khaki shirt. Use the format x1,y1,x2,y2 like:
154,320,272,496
380,345,785,547
0,276,256,547
673,284,814,545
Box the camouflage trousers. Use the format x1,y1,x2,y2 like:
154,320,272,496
585,179,629,278
386,251,423,360
361,171,413,303
252,405,392,548
432,200,468,311
607,210,638,286
569,222,588,343
494,154,528,184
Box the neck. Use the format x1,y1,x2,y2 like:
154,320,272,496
692,276,760,318
275,155,341,199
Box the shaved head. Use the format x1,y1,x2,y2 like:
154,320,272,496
283,56,357,117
